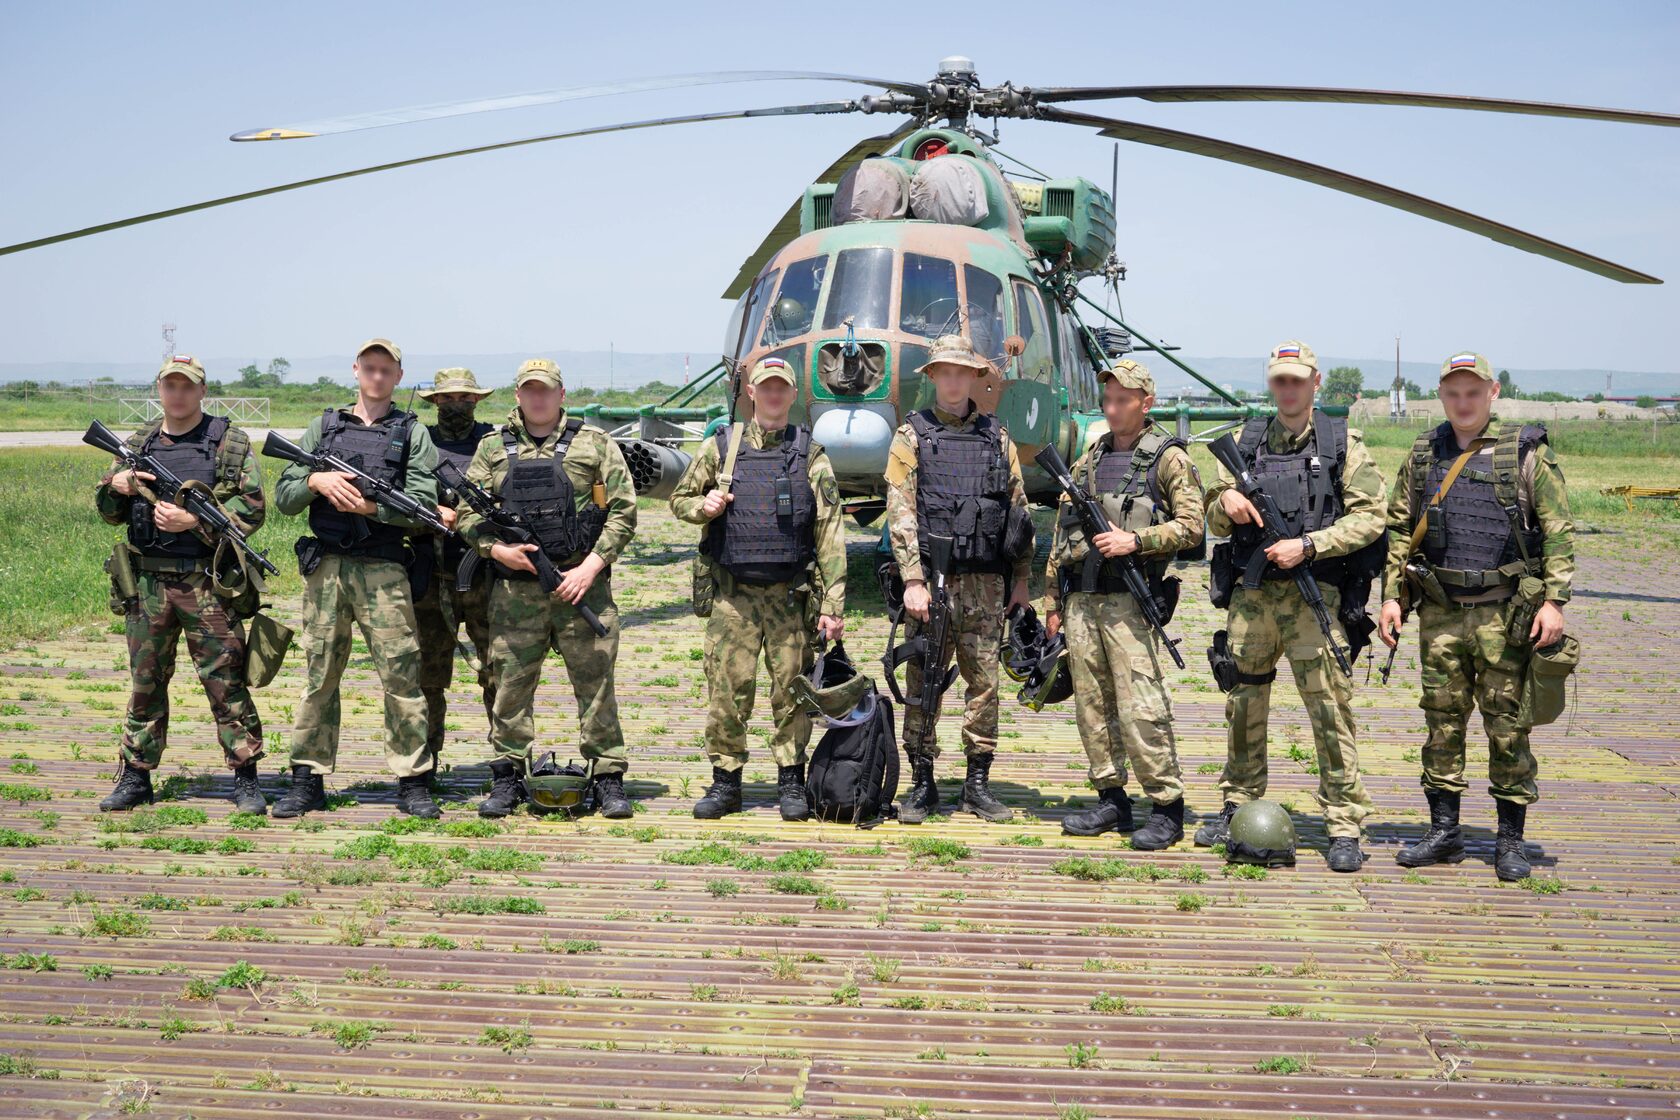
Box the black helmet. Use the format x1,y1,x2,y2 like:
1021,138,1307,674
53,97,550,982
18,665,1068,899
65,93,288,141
789,641,877,728
1017,633,1072,711
1003,604,1049,683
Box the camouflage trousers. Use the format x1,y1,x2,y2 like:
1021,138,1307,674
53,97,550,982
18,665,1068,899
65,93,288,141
121,570,263,771
1416,598,1539,805
1064,590,1184,803
289,554,431,778
414,566,493,763
703,579,816,772
901,571,1005,762
487,573,626,775
1220,581,1373,839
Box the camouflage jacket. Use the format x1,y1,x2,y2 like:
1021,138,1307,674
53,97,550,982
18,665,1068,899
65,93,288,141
884,403,1031,585
1381,418,1574,604
1044,426,1204,612
273,404,439,529
455,407,638,566
1204,414,1387,559
96,415,266,536
670,419,847,617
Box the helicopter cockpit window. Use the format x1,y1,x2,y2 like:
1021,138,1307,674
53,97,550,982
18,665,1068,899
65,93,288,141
761,255,826,345
731,269,779,364
821,247,892,332
899,253,960,338
963,266,1006,362
1011,279,1053,382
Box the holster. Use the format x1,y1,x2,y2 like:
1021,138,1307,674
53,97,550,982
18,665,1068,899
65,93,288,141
1505,574,1546,648
405,543,434,601
105,541,139,615
295,535,325,578
1208,542,1235,609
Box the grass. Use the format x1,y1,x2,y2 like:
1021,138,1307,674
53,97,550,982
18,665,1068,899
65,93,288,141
81,908,150,938
479,1023,534,1053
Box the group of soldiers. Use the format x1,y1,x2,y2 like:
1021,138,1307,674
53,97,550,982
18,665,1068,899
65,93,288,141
94,333,1573,881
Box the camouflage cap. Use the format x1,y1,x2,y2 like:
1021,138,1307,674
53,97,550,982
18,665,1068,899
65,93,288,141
157,355,206,384
1266,340,1317,379
514,358,563,388
748,356,797,386
356,337,402,365
1100,357,1154,394
1439,351,1493,382
417,367,493,400
914,334,993,374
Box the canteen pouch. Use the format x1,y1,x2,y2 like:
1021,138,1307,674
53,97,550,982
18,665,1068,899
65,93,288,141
1519,632,1578,729
244,610,295,689
106,542,139,615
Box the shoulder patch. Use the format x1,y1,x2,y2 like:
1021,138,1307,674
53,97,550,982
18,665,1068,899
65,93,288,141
819,473,839,505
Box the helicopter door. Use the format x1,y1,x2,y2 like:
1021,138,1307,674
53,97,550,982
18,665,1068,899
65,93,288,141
1010,280,1054,383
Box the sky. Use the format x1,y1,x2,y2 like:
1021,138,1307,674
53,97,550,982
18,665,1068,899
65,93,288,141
3,1,1678,376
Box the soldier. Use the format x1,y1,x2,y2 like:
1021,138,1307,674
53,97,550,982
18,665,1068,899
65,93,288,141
94,356,267,814
1380,352,1573,882
456,358,638,819
1044,359,1205,849
272,339,440,819
671,357,847,821
885,334,1034,824
1196,341,1385,872
413,368,496,770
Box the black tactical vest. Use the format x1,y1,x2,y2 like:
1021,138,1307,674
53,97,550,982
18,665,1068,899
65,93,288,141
1414,423,1545,592
1229,411,1349,582
495,421,607,575
1059,428,1185,591
308,408,415,556
909,409,1011,575
127,415,228,560
703,425,817,584
430,420,492,569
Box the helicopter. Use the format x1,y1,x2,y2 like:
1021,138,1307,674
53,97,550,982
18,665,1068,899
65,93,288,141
7,57,1677,513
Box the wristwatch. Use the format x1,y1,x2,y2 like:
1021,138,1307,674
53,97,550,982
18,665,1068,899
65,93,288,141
1300,534,1317,559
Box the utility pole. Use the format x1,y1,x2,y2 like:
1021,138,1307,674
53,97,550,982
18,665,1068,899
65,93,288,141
162,322,176,366
1390,334,1407,421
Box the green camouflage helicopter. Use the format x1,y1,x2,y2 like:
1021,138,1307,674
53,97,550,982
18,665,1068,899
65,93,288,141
7,57,1676,510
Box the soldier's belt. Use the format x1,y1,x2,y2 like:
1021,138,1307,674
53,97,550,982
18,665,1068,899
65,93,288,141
1433,566,1520,591
133,555,212,576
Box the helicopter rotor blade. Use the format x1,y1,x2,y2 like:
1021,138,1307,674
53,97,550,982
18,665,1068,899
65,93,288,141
1030,84,1680,128
1039,105,1661,284
721,118,919,299
231,70,926,141
1,101,866,259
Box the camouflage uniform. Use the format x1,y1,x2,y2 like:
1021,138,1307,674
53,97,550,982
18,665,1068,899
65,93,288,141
456,406,638,775
95,415,266,771
1384,418,1574,804
1206,415,1385,839
273,406,438,777
671,421,847,771
885,403,1031,760
414,391,497,763
1046,425,1203,803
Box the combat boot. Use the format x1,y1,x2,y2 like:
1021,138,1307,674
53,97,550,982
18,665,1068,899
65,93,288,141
1494,800,1531,882
271,765,326,818
897,757,939,824
958,754,1011,823
230,762,267,816
478,759,526,819
1193,800,1238,847
395,774,441,819
1396,789,1464,867
593,772,633,819
99,764,153,813
1326,836,1367,873
777,764,810,822
1061,787,1133,837
693,767,743,819
1130,798,1185,851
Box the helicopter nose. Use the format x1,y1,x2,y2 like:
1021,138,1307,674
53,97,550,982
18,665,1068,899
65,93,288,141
809,404,896,476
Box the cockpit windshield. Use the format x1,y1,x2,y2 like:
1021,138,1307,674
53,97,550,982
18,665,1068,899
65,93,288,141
761,255,826,345
821,247,893,332
899,253,960,338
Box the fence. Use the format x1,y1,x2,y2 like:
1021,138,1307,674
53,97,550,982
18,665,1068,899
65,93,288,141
118,397,271,426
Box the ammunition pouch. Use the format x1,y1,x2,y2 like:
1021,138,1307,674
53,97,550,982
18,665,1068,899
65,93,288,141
1519,632,1578,729
295,536,325,578
105,542,139,615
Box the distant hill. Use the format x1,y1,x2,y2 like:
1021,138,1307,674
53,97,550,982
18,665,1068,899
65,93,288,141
4,351,1676,398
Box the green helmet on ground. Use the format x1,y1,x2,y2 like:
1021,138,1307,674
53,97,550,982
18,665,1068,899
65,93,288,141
524,754,592,814
1226,800,1297,867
